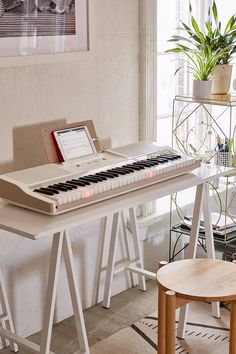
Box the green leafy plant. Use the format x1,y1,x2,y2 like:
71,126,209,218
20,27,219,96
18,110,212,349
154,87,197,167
167,1,236,71
205,2,236,64
174,46,231,81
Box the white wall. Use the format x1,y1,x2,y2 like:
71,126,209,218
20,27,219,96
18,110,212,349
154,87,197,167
0,0,140,338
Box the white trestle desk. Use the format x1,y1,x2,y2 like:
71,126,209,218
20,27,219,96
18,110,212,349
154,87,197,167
0,163,232,354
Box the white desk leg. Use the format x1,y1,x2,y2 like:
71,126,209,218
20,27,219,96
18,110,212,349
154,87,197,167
202,183,220,319
0,271,18,352
63,230,90,354
40,232,63,354
128,207,146,292
202,183,215,259
121,211,135,288
177,183,204,339
93,216,112,304
103,212,120,309
185,183,205,259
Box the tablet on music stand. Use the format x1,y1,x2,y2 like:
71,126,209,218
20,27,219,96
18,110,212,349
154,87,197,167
52,126,97,162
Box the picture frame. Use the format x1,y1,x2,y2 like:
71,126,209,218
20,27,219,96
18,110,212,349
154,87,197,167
0,0,93,67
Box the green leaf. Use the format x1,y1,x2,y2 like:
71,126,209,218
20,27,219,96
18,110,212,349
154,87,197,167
165,48,183,53
174,66,183,76
191,16,200,33
198,32,206,44
225,29,236,37
167,39,180,42
191,34,201,44
212,1,218,25
205,21,212,32
182,50,197,66
181,21,192,33
224,15,236,33
177,44,189,49
170,35,194,44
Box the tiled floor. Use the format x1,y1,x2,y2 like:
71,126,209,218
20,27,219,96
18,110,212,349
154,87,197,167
0,280,157,353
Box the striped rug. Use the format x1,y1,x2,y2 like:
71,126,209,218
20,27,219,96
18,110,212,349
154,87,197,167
90,302,230,354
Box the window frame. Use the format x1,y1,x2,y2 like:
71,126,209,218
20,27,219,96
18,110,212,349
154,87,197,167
139,0,157,142
139,0,212,217
139,0,213,141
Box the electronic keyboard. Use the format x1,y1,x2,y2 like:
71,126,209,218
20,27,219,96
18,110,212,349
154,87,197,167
0,142,201,215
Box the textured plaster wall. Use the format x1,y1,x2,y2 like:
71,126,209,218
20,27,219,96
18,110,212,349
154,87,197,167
0,0,140,337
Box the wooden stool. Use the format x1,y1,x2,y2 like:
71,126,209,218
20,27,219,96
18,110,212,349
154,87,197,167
156,259,236,354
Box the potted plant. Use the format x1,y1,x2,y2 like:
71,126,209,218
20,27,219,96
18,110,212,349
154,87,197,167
167,1,236,95
205,2,236,94
170,45,229,99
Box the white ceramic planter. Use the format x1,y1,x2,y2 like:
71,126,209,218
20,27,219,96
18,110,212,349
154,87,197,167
211,64,233,95
192,80,212,99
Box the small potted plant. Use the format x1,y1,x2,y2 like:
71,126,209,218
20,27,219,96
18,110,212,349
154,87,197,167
170,45,228,99
206,2,236,94
167,1,236,96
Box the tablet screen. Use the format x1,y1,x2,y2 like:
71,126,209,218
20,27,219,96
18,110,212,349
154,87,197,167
53,126,96,161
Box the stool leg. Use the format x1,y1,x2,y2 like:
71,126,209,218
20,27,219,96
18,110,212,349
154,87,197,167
158,261,168,353
158,286,166,354
165,291,176,354
230,301,236,354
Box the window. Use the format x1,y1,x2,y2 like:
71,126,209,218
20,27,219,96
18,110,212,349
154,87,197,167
156,0,236,147
156,0,210,147
139,0,236,218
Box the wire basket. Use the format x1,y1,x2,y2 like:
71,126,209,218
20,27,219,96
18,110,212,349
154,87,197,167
215,152,232,167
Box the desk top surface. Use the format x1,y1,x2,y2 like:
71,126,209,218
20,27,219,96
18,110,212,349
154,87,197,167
0,164,233,240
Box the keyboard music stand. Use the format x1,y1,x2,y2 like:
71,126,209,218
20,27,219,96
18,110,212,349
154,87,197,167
41,120,104,164
0,164,232,353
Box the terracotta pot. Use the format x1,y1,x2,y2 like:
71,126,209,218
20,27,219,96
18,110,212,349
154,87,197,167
211,64,233,95
192,80,212,99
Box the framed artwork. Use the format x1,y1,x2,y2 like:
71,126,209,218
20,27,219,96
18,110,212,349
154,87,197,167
0,0,91,66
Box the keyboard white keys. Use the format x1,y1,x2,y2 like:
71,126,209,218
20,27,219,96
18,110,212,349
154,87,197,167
0,144,201,215
33,153,197,206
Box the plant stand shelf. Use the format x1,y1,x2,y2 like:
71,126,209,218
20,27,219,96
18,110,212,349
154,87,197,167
169,223,236,262
171,94,236,263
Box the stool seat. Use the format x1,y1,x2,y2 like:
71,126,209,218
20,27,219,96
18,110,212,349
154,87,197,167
157,258,236,302
156,258,236,354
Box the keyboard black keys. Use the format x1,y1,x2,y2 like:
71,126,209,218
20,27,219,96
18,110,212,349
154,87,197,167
98,172,116,178
109,168,130,175
94,173,108,180
77,179,91,185
87,174,104,182
116,167,135,173
49,184,68,192
41,187,60,194
134,161,156,167
79,177,99,184
68,180,87,187
125,164,144,170
58,183,73,190
34,189,54,196
150,158,167,164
